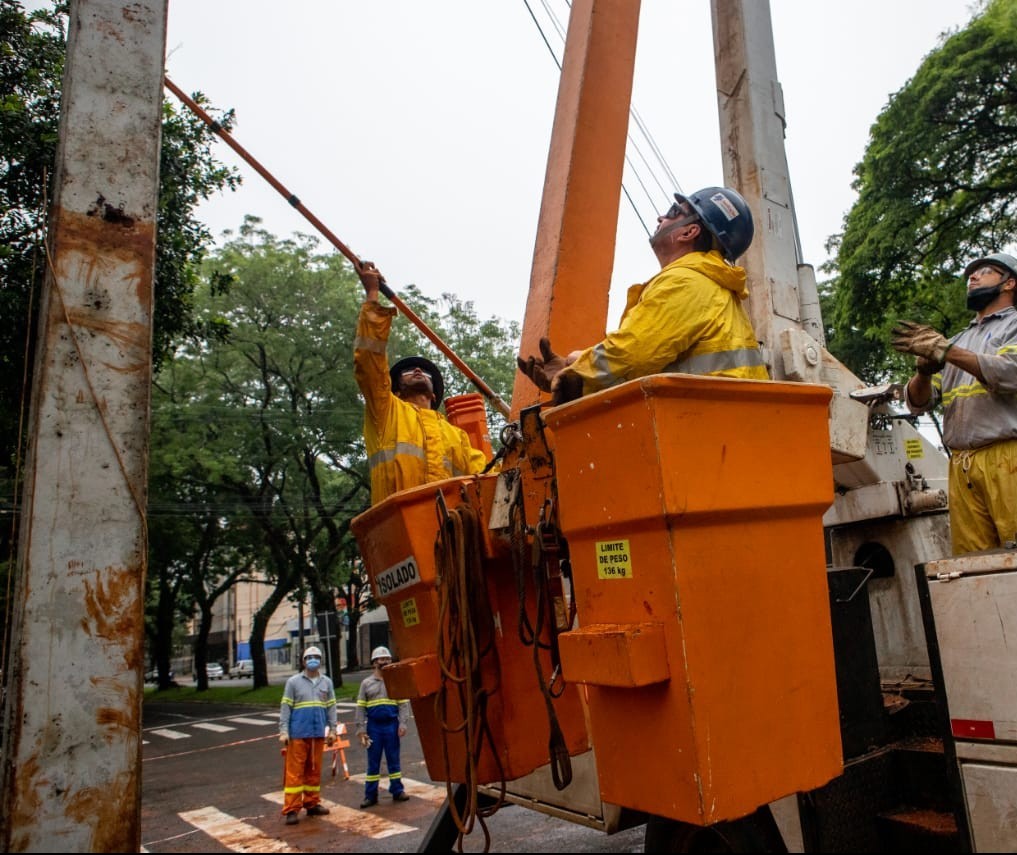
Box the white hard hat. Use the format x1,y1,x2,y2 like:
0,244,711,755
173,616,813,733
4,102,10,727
303,646,322,659
371,646,392,662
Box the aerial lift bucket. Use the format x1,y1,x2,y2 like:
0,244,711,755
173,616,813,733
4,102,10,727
544,374,843,825
351,474,589,785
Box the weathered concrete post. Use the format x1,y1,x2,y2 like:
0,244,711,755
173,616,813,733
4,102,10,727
0,1,167,850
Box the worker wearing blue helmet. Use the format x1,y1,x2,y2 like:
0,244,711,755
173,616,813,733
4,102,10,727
518,186,768,403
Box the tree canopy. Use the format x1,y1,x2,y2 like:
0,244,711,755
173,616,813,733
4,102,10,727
0,0,238,640
146,221,519,685
824,0,1015,382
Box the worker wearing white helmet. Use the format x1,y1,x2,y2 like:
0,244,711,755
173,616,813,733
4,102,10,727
278,645,337,824
896,251,1017,554
354,645,410,808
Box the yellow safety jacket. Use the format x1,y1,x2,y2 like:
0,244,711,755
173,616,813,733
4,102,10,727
354,301,488,505
563,250,768,396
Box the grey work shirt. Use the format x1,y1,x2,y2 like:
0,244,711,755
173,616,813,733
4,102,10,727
905,306,1017,450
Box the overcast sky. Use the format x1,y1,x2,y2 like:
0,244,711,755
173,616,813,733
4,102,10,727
163,1,978,328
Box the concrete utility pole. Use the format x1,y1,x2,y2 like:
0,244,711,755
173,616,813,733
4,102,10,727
0,1,167,851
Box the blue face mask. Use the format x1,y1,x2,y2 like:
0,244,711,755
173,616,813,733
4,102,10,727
304,658,320,670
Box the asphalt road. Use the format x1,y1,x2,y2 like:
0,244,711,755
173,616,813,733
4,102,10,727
142,697,647,853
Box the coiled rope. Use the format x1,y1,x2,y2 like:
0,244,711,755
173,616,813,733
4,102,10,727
509,494,574,790
434,491,505,852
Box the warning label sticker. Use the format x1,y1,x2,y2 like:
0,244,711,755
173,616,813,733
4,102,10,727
596,539,632,579
401,598,420,627
904,438,924,459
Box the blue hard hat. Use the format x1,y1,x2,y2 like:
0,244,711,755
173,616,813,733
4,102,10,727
676,186,755,262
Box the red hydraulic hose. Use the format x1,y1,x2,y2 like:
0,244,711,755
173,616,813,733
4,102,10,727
164,77,511,419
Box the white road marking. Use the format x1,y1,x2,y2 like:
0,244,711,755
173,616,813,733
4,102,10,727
259,792,415,839
347,773,448,803
178,806,297,852
227,716,276,726
149,728,190,740
191,722,236,733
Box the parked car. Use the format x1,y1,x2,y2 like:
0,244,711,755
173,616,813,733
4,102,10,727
229,659,254,678
193,662,225,681
144,667,173,682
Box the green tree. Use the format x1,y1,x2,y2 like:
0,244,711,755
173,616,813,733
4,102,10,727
147,221,518,685
824,0,1016,382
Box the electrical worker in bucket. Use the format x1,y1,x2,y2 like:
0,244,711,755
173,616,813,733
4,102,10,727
893,251,1017,555
353,260,488,505
278,646,337,825
517,186,768,404
355,646,411,808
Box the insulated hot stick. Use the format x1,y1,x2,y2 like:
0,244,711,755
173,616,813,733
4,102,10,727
164,77,511,419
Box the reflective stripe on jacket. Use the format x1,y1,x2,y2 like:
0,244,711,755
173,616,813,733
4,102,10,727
354,673,409,732
904,306,1017,450
354,301,488,505
563,250,768,396
279,671,337,740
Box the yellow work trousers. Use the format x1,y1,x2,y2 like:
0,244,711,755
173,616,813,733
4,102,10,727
282,737,324,815
948,438,1017,555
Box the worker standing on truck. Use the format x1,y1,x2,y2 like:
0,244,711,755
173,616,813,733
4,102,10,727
893,252,1017,555
278,646,338,825
353,261,488,505
517,186,768,404
355,646,411,808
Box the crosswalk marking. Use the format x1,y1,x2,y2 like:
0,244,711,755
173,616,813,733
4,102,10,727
227,716,276,726
347,773,448,804
178,806,297,852
149,728,190,740
259,792,414,839
192,722,236,733
336,701,358,709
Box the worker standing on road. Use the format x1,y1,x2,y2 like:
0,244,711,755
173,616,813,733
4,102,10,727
893,251,1017,555
279,646,338,825
517,186,768,404
355,645,411,808
353,260,488,505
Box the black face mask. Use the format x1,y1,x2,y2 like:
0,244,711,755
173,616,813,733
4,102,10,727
966,284,1003,311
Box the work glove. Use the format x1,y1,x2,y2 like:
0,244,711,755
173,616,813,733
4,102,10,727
326,728,336,747
550,371,584,406
517,337,569,392
279,733,289,745
358,732,371,748
915,355,943,377
891,321,952,362
355,259,386,298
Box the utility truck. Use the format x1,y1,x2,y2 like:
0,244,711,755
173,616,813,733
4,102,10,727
351,2,1017,852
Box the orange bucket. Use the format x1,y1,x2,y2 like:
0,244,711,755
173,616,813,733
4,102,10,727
444,392,494,460
351,474,589,784
544,374,842,824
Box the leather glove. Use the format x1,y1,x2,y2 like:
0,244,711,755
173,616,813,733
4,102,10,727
279,733,289,745
915,355,943,376
517,337,569,392
891,321,952,362
356,259,386,298
326,729,336,747
358,732,371,748
550,371,584,406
